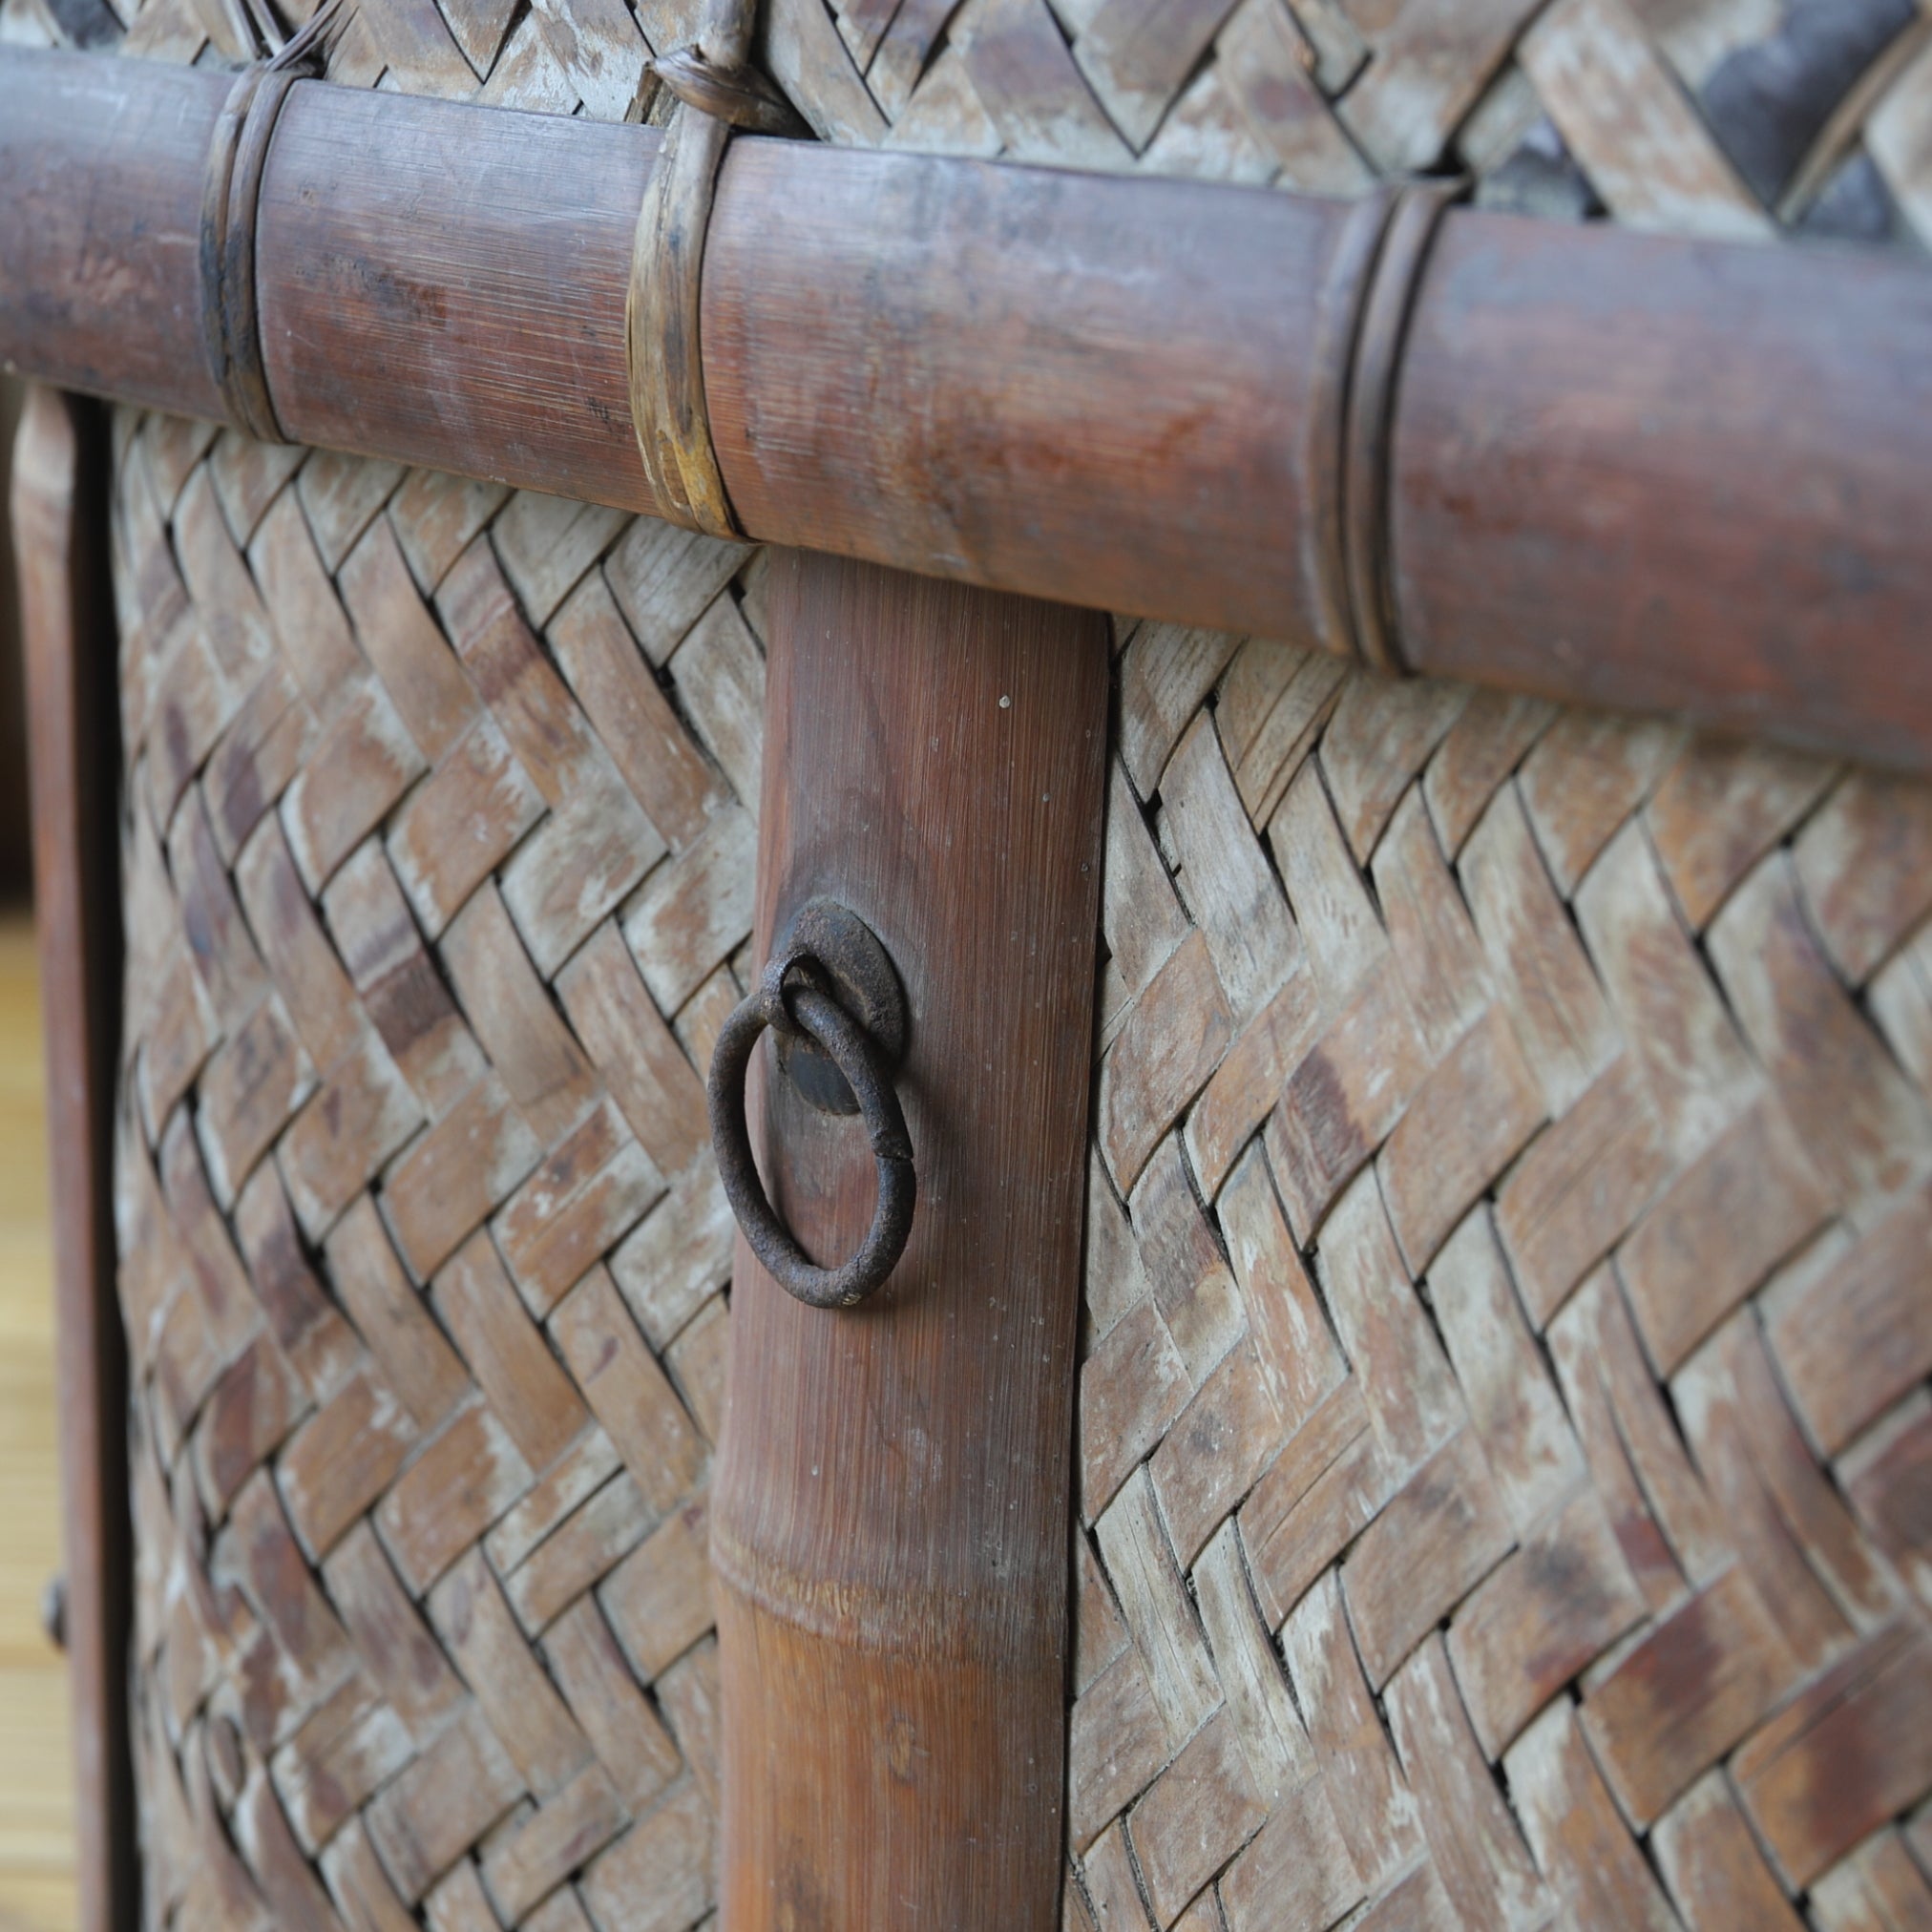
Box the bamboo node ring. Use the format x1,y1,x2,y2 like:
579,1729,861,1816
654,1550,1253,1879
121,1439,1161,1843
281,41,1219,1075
707,912,915,1310
1340,176,1465,678
1304,176,1464,677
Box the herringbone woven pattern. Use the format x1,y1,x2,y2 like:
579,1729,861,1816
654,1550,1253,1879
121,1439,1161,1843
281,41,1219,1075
8,0,1932,1924
108,413,757,1931
1075,635,1932,1930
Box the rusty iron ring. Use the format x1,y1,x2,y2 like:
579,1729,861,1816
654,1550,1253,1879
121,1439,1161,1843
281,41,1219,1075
707,949,915,1309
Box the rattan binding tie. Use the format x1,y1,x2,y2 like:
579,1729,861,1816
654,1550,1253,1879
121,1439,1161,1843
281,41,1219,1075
199,0,346,445
626,0,805,536
1304,177,1465,678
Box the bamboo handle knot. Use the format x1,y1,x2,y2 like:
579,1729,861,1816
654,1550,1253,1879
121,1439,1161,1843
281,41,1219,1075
626,1,806,536
651,45,808,137
199,0,348,444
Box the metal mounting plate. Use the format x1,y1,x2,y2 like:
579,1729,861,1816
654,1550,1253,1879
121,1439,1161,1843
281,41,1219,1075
771,897,907,1115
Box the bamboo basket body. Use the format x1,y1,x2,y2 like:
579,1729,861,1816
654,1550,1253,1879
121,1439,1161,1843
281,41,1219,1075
10,0,1932,1920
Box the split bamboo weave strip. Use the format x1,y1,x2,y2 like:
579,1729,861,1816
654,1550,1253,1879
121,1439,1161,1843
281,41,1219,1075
14,0,1932,1922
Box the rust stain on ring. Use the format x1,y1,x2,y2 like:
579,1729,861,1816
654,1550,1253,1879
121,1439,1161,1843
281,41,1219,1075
706,927,915,1310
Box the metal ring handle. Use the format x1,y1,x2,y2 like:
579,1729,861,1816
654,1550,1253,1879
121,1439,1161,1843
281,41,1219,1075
706,949,915,1309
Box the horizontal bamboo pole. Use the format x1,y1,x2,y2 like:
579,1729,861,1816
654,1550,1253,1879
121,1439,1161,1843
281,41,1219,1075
4,45,1931,767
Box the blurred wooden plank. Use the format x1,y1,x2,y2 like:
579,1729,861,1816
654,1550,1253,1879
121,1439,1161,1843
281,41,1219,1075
0,914,77,1932
0,380,25,897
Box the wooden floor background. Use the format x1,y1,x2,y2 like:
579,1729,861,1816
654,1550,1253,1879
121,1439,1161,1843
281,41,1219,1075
0,907,76,1932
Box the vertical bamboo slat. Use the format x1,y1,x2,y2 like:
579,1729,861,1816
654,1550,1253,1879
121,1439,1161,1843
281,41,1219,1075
714,553,1108,1928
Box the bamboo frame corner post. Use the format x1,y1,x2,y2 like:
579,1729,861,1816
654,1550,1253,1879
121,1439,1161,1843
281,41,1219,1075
713,552,1109,1928
13,386,135,1932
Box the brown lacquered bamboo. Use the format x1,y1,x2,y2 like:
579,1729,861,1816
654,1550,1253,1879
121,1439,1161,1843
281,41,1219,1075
258,83,660,503
714,554,1107,1929
5,46,1932,766
704,141,1366,643
1394,210,1932,773
0,59,223,420
13,388,135,1932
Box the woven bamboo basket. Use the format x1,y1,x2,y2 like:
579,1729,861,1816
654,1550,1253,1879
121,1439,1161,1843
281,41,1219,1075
7,0,1932,1922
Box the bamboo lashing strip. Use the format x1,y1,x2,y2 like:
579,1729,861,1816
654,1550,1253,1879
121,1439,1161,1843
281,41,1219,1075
1300,176,1465,680
625,0,805,538
626,101,740,536
197,1,346,444
1339,177,1462,680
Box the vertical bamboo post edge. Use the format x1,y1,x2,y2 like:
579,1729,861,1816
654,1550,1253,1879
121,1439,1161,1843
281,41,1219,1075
14,388,136,1932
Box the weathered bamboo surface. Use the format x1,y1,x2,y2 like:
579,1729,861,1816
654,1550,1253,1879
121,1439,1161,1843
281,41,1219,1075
109,410,750,1929
1079,623,1932,1932
96,400,1932,1932
13,390,136,1932
17,0,1932,1923
5,28,1932,765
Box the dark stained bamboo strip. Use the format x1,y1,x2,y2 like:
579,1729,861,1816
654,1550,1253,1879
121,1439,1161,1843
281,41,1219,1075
714,553,1108,1929
3,46,1931,770
12,388,136,1932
